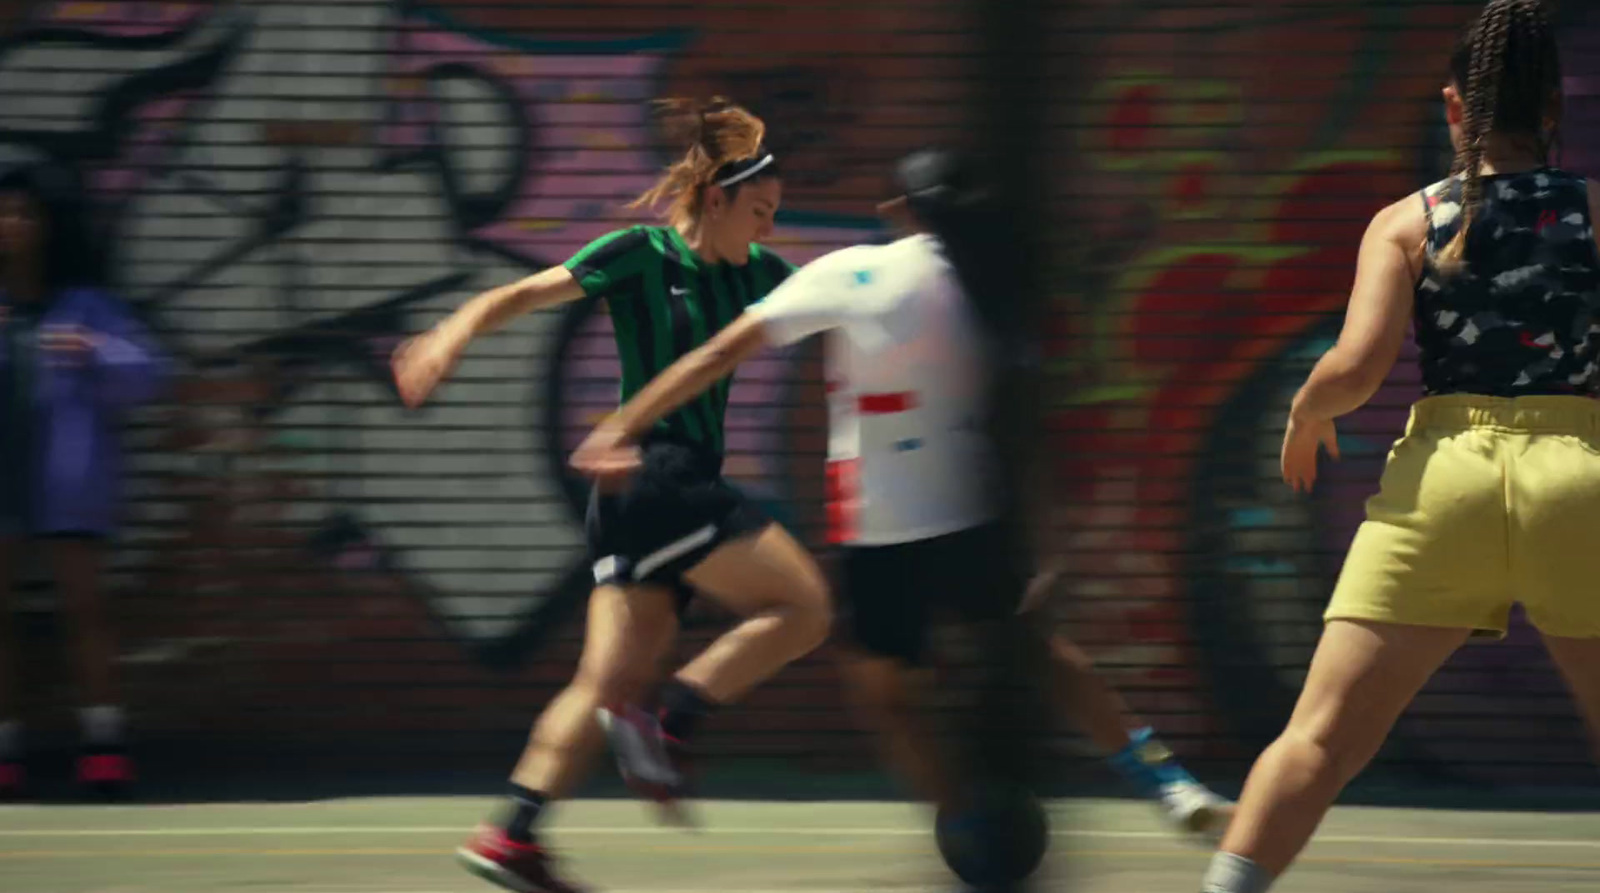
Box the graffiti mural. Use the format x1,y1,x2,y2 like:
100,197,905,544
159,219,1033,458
5,0,1598,777
1052,0,1600,782
0,0,885,698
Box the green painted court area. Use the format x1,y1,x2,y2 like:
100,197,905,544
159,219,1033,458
3,798,1600,892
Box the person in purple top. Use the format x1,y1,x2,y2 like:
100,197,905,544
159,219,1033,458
0,163,165,799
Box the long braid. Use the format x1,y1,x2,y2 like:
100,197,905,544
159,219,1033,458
1440,3,1512,270
1439,0,1563,272
1509,0,1561,163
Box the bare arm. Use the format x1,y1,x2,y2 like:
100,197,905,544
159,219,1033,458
596,243,867,440
607,313,774,441
1289,196,1425,423
439,265,587,342
573,242,857,474
394,265,586,408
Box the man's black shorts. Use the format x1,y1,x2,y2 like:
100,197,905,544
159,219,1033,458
585,436,769,612
837,520,1028,665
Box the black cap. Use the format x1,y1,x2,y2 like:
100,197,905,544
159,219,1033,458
894,148,990,218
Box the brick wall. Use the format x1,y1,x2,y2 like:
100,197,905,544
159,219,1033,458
5,0,1599,787
1047,0,1600,786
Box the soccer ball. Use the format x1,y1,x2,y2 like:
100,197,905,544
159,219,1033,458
934,782,1049,887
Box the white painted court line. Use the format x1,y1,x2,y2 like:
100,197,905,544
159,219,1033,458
0,825,1597,849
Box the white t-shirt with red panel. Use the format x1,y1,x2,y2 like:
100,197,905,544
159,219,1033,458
747,234,1000,546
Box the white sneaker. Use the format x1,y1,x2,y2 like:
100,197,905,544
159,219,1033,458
1159,779,1233,839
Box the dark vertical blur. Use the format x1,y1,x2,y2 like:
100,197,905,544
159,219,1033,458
960,0,1070,888
971,0,1052,520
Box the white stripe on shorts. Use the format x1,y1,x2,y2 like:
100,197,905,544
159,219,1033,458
592,554,623,584
632,524,718,580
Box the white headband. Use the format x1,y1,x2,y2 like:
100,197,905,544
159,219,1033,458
714,154,775,188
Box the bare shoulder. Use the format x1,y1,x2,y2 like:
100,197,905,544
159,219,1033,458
1367,191,1429,274
1370,191,1428,241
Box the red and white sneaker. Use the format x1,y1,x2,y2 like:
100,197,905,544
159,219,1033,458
455,824,589,893
596,704,697,825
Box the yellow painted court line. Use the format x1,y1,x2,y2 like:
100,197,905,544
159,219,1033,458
1,845,1599,871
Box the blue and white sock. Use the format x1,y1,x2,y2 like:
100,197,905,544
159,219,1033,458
1107,727,1196,796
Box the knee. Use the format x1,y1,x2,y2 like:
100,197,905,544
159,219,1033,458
572,655,647,709
843,666,916,729
784,583,834,654
1275,724,1376,787
566,662,605,702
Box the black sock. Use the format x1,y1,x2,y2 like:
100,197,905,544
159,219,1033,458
499,784,548,843
657,679,718,742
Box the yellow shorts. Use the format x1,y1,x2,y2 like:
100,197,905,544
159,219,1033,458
1327,394,1600,638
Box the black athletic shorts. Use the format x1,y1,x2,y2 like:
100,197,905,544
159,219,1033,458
585,435,770,613
838,520,1029,666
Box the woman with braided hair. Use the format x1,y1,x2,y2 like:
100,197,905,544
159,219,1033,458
1201,2,1600,891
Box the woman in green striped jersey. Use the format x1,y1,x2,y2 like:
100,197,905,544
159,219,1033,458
393,98,832,893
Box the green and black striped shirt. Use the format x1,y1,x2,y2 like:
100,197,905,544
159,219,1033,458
564,225,796,454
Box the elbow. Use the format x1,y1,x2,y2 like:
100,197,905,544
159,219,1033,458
701,323,767,379
691,343,743,383
1354,367,1391,399
1304,349,1391,407
709,334,752,368
1330,348,1394,396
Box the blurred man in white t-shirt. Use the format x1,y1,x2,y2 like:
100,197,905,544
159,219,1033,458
572,151,1232,864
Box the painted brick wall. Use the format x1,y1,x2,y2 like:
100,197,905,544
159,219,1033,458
1,0,967,776
5,0,1599,787
1047,0,1600,786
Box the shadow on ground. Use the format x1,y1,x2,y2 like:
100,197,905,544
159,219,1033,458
11,733,1600,814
